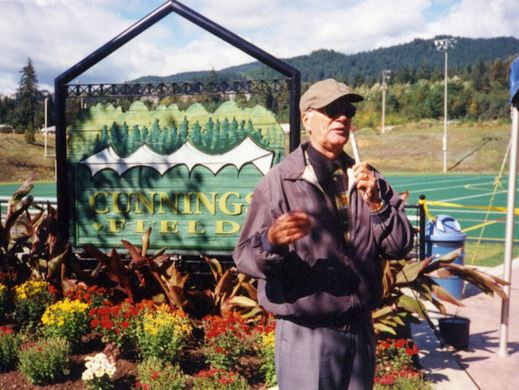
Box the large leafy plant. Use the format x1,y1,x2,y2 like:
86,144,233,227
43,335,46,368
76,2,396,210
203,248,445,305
0,177,67,285
373,249,508,335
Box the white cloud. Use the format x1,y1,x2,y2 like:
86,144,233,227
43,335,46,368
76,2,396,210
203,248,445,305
0,0,518,94
425,0,519,38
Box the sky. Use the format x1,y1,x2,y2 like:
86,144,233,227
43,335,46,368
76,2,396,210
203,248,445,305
0,0,518,95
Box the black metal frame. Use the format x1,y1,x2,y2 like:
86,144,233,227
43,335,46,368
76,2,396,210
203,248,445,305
65,79,291,98
54,0,301,246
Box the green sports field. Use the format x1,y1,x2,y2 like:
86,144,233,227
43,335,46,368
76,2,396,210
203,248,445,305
390,174,518,243
1,173,518,244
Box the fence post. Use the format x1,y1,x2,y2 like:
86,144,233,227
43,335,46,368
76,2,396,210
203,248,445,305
419,194,426,260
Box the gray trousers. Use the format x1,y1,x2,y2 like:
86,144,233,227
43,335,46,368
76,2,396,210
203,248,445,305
275,318,376,390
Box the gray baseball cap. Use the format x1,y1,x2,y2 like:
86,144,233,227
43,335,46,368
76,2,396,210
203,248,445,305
299,78,364,112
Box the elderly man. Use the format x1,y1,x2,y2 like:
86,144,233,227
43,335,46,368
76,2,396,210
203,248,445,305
233,78,413,390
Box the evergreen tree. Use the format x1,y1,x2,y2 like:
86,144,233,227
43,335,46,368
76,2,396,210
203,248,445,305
15,58,39,143
179,117,188,144
129,125,142,153
190,121,202,147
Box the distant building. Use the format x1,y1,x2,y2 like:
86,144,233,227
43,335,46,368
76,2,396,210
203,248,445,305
0,124,14,133
40,125,56,134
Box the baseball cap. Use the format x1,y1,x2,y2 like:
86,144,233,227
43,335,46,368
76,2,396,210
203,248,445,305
299,78,364,112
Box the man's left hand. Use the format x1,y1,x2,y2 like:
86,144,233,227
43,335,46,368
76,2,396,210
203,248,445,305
353,162,383,212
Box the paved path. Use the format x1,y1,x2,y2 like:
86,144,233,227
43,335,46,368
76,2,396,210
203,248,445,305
412,259,519,390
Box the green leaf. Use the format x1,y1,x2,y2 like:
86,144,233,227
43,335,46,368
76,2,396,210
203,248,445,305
395,260,428,284
374,323,396,335
398,295,428,319
229,296,258,308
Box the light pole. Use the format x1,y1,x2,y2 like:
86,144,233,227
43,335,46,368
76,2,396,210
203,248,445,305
44,97,49,157
381,70,391,134
434,38,456,173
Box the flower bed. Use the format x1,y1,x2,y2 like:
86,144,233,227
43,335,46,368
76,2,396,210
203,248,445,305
4,181,487,389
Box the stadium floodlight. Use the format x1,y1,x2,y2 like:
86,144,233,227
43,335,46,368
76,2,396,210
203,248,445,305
434,38,456,173
381,70,391,134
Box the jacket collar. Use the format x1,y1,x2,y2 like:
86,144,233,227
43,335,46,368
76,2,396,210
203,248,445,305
281,142,355,181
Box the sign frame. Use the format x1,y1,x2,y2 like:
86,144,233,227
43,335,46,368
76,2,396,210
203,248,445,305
54,0,301,251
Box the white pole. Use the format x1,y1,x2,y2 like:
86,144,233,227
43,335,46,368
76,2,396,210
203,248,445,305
499,105,519,357
443,50,448,173
44,97,48,158
381,86,386,135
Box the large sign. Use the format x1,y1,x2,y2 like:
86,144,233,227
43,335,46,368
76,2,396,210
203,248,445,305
67,100,285,253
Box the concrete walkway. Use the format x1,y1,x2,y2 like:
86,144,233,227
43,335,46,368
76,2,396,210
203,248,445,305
412,259,519,390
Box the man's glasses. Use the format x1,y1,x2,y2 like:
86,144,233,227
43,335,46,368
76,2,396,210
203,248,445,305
318,102,356,119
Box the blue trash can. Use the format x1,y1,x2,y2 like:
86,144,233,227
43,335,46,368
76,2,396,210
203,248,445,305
425,215,467,299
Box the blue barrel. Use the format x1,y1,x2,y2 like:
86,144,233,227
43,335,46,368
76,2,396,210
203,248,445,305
425,215,467,299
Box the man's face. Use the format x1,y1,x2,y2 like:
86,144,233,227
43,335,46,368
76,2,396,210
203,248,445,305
302,99,354,158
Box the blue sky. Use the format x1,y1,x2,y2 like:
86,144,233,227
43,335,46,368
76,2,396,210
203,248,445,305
0,0,517,95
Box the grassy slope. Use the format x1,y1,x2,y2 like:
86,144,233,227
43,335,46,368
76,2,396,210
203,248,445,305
1,122,515,267
1,120,512,182
345,120,511,174
0,133,56,183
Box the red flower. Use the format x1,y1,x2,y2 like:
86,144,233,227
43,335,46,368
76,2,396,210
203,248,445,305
150,371,160,381
100,317,113,330
121,320,129,329
47,285,58,295
90,319,99,328
394,338,407,349
89,308,97,317
0,326,13,335
406,344,419,356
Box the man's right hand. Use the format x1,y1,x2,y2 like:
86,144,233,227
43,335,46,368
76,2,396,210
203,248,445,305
267,210,312,246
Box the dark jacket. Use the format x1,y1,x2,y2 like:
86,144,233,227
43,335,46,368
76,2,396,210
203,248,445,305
233,143,413,318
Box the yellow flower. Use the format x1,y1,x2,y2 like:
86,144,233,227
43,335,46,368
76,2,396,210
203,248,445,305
141,305,192,337
15,280,49,301
41,298,88,327
262,331,275,349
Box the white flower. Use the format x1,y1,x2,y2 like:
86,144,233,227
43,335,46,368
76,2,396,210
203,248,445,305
82,352,117,382
82,370,94,381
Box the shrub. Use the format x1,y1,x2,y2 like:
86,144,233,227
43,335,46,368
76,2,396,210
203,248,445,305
202,313,253,370
82,352,117,390
18,337,71,385
13,280,54,328
41,298,90,350
374,337,432,389
135,304,192,362
256,329,276,387
0,283,10,323
0,326,19,372
192,367,249,390
136,357,186,390
89,300,141,354
64,284,108,308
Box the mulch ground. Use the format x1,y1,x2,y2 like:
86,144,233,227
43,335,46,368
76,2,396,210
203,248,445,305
0,333,267,389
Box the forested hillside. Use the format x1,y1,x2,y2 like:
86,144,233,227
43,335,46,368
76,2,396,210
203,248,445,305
127,35,518,126
132,35,519,86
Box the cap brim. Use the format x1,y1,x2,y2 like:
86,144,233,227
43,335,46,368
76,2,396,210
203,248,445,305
313,92,364,109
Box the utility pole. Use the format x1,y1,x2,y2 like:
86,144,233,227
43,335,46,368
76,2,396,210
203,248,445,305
381,70,391,134
44,97,49,157
434,37,456,173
